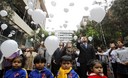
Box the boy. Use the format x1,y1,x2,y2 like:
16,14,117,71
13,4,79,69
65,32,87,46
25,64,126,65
57,55,79,78
29,55,54,78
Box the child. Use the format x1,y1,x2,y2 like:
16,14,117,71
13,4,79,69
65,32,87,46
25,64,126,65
4,56,28,78
57,55,79,78
87,59,107,78
29,54,54,78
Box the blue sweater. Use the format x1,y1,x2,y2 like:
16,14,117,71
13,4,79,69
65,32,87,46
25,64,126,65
29,67,54,78
68,69,79,78
57,69,79,78
4,68,28,78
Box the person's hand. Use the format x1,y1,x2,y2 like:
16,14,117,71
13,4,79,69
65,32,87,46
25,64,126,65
123,61,128,65
96,52,101,55
47,63,50,68
99,73,104,76
4,57,13,61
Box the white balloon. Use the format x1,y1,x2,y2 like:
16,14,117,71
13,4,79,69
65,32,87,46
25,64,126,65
60,26,62,28
44,36,59,55
64,8,69,13
30,38,34,41
32,9,46,24
65,20,68,23
10,30,16,35
51,1,56,6
27,9,33,15
90,6,106,23
88,36,93,41
0,40,18,57
84,6,89,11
25,6,29,10
31,21,34,24
76,25,80,29
28,2,33,9
73,35,78,40
48,19,52,22
69,2,74,6
46,27,49,29
83,22,87,26
49,14,54,18
63,24,67,28
8,33,13,37
41,34,45,38
1,24,8,30
0,10,8,17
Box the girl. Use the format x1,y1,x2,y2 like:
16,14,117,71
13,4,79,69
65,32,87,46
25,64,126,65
4,56,28,78
87,59,107,78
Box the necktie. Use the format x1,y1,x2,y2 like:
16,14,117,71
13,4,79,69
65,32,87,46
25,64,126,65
85,44,87,48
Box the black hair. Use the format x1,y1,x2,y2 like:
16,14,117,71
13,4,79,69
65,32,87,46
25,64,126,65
60,55,72,63
34,54,46,64
87,59,102,73
12,55,25,68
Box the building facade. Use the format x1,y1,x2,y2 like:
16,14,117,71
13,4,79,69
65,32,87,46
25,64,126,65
0,0,48,46
55,30,74,43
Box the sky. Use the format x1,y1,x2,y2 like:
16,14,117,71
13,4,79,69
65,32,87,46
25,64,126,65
44,0,113,31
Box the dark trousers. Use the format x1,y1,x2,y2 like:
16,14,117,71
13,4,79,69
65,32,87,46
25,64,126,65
51,62,60,77
117,73,128,78
102,63,107,76
0,70,4,78
112,63,117,78
79,63,87,78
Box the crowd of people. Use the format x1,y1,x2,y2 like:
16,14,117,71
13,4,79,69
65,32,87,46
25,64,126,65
0,36,128,78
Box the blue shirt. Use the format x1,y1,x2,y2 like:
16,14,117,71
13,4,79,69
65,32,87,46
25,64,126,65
4,68,28,78
29,67,54,78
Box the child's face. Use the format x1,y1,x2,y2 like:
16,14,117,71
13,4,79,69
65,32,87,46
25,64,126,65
35,62,45,70
91,63,103,75
12,58,22,69
61,61,72,70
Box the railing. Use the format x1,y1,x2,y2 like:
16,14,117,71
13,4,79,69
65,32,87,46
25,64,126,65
0,35,8,45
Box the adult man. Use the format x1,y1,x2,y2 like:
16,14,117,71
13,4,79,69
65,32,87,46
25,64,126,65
76,36,96,78
51,42,65,77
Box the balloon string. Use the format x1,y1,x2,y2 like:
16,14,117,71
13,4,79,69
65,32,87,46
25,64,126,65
0,30,3,35
23,10,27,20
100,23,107,48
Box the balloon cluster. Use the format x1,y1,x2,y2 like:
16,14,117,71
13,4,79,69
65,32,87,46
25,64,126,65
25,1,47,24
0,10,8,31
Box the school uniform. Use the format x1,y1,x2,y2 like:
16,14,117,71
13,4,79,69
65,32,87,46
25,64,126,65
57,67,79,78
29,67,54,78
4,68,28,78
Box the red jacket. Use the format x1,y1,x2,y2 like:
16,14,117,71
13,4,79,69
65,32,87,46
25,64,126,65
88,73,107,78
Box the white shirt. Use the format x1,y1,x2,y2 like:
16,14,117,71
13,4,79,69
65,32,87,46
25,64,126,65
116,47,128,63
103,48,117,63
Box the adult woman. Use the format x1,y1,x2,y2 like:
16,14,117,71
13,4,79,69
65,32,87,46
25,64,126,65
24,47,37,74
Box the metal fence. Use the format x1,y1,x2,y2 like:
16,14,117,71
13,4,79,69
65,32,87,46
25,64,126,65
0,35,8,45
